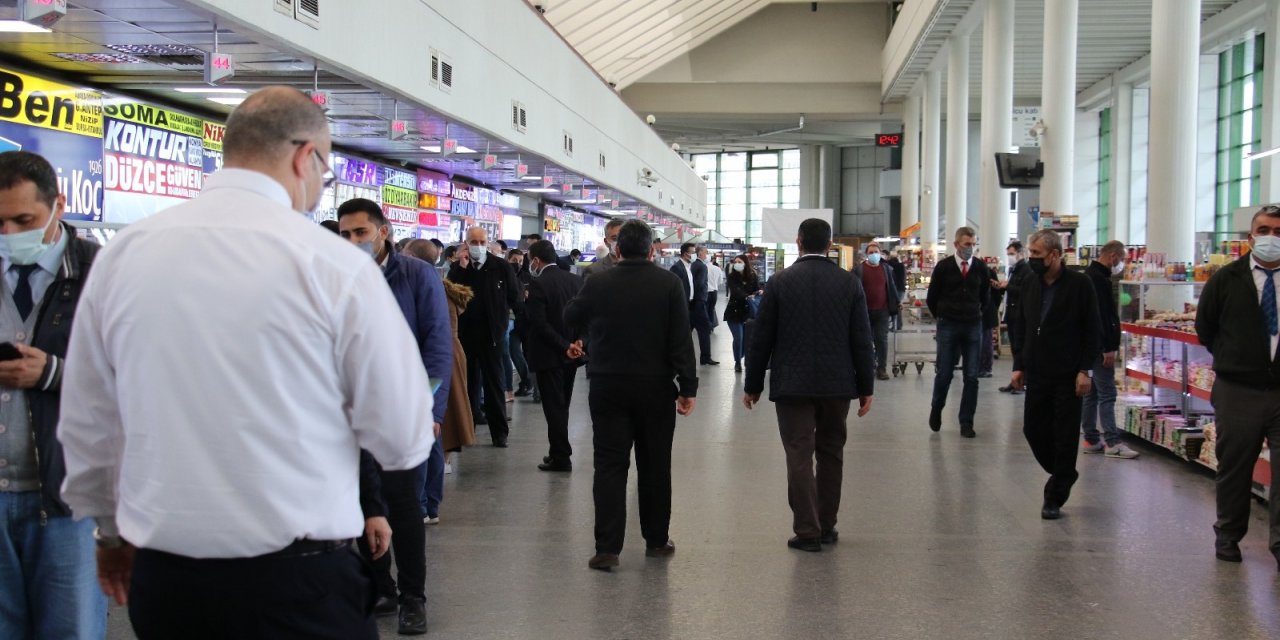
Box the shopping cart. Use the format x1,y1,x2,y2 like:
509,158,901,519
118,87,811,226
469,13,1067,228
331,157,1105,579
891,307,936,376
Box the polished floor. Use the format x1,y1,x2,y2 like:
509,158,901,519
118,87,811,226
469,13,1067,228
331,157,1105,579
106,321,1280,639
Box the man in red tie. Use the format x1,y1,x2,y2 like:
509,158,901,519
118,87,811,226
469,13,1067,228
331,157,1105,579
925,226,990,438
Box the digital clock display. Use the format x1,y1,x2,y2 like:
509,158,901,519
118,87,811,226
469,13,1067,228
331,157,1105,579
876,134,902,147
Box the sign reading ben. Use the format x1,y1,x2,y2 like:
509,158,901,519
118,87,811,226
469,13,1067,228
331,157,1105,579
102,102,205,224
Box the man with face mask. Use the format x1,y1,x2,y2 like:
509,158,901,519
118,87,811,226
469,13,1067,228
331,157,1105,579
670,243,717,365
925,226,991,437
584,219,624,279
58,87,436,638
1080,240,1138,459
337,198,451,634
449,226,523,446
0,151,106,638
852,242,901,380
1008,230,1101,520
1195,205,1280,570
522,240,585,472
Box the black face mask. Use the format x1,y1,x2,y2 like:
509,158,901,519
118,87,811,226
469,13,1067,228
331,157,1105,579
1028,257,1049,276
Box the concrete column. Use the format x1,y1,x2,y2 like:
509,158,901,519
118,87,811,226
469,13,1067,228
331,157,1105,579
819,144,841,212
1261,0,1280,203
1040,0,1078,217
945,33,970,242
1147,0,1200,261
979,0,1014,253
1110,83,1134,242
902,94,922,230
922,69,942,252
799,144,820,210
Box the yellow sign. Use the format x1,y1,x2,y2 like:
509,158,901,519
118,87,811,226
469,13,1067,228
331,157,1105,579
102,101,202,136
900,222,922,238
203,122,225,152
0,66,102,137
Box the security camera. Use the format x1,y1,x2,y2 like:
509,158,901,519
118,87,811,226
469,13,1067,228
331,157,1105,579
534,4,546,13
646,114,656,125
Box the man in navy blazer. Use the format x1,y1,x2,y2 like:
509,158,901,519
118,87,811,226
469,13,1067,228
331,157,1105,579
670,242,717,365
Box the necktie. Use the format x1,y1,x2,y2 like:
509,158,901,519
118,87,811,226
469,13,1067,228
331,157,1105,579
13,264,39,321
960,260,969,279
1260,266,1278,337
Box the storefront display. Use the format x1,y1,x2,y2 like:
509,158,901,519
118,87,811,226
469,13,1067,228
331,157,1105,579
417,169,454,242
330,154,380,224
102,101,206,224
382,166,418,242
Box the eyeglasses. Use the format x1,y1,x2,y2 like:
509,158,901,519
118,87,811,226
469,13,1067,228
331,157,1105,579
291,140,336,189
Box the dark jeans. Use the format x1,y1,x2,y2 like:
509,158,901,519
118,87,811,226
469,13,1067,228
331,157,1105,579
931,317,982,426
418,438,445,518
1023,377,1083,508
775,398,852,539
589,376,677,554
689,300,713,362
979,325,995,374
537,365,578,464
358,466,427,603
1081,356,1121,447
728,321,746,364
508,321,530,391
462,331,509,442
1211,379,1280,555
129,546,377,640
869,308,890,371
706,292,719,329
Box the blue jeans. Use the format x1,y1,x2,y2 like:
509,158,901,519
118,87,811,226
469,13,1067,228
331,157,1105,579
508,323,530,390
931,317,982,426
728,321,746,363
417,439,445,518
1081,356,1121,446
0,491,106,639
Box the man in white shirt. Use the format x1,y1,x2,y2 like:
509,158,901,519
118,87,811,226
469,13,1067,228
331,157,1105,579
701,248,725,331
57,87,436,639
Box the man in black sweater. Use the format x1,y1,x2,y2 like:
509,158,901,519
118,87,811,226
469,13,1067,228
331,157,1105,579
744,218,876,552
1080,240,1138,459
565,220,698,572
523,240,584,472
925,226,990,437
1009,230,1101,520
1195,205,1280,569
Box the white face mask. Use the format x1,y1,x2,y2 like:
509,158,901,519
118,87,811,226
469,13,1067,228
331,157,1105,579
468,244,488,265
732,262,744,273
1252,235,1280,262
1111,260,1126,276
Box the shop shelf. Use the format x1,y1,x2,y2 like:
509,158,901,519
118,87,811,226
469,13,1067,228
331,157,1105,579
1189,385,1213,402
1120,323,1202,346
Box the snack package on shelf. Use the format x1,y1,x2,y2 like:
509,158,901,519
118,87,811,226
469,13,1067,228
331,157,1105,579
1199,421,1218,469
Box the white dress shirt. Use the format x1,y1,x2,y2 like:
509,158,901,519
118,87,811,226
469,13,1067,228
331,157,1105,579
681,258,694,301
706,260,725,293
1252,255,1280,359
58,168,435,558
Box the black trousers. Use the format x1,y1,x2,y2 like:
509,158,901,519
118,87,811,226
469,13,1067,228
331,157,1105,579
462,331,509,442
776,398,851,539
129,545,376,640
589,376,677,554
706,292,719,329
689,300,713,362
1022,377,1083,507
537,364,578,463
1211,378,1280,554
357,466,426,603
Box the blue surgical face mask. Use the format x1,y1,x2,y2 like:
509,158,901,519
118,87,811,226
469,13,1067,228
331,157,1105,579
356,240,376,259
867,253,882,266
0,212,59,266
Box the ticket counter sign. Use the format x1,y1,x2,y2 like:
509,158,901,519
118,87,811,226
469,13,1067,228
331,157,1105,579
102,101,205,224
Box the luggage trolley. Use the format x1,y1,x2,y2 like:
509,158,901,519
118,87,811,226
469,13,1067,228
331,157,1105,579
891,307,936,376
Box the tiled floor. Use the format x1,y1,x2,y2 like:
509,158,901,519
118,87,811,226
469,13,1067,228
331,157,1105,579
107,322,1280,639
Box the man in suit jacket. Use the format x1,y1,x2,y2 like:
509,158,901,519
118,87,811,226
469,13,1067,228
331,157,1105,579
744,218,876,553
1195,205,1280,569
1009,230,1101,521
670,242,717,365
583,219,623,280
523,240,585,472
565,220,698,572
925,226,991,438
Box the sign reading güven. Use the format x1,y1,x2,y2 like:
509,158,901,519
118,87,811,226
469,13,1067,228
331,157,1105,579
102,101,205,224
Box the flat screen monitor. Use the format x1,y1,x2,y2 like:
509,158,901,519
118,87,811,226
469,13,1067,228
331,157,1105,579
994,153,1043,189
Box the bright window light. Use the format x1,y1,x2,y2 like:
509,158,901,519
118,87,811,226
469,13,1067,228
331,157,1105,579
455,146,477,154
207,97,246,106
523,188,559,193
0,21,51,33
520,176,544,181
175,87,246,94
421,145,441,153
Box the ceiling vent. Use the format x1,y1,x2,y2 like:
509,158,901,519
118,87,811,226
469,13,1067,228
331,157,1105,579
599,153,606,170
104,44,205,68
273,0,292,17
51,52,143,65
430,50,453,94
511,101,527,134
273,0,319,29
563,131,573,158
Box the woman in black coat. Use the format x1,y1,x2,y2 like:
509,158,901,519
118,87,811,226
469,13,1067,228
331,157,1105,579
724,255,762,372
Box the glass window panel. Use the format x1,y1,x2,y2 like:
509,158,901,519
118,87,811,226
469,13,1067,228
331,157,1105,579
1228,179,1243,210
782,185,800,203
720,203,747,221
1253,74,1265,108
720,171,746,188
1233,42,1247,78
782,149,801,169
693,154,718,174
1253,108,1264,145
1230,113,1244,149
747,220,762,238
1216,185,1229,216
750,169,778,187
781,168,801,186
1217,151,1230,184
750,186,778,205
750,152,779,169
719,220,746,239
1219,80,1232,115
1231,78,1246,114
722,186,747,205
1229,145,1244,181
1243,107,1255,142
1257,34,1267,71
722,153,747,171
1218,117,1232,151
1251,174,1261,205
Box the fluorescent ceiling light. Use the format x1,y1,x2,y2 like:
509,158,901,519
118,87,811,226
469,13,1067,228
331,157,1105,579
456,146,477,154
523,188,559,193
520,176,544,181
0,21,51,33
420,145,441,153
207,97,246,106
174,87,246,94
564,199,596,204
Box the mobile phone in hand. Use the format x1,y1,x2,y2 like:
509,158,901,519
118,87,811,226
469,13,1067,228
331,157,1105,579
0,342,21,362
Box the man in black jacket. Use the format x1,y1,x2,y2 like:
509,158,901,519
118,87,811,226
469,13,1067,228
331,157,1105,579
524,240,584,472
1080,240,1138,459
1009,230,1101,520
566,220,698,572
744,218,876,552
925,226,990,437
1195,205,1280,569
998,241,1031,393
0,151,105,636
449,226,523,446
671,242,717,365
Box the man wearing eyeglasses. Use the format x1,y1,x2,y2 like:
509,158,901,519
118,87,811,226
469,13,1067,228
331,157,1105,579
1196,205,1280,572
58,87,435,638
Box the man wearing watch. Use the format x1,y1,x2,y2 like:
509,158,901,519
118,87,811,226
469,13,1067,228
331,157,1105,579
1009,229,1102,520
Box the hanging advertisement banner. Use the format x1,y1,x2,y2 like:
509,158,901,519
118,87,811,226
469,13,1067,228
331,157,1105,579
382,166,419,240
202,121,224,177
0,67,103,137
101,102,204,224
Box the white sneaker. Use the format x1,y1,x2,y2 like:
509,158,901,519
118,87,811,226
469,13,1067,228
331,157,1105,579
1105,443,1140,459
424,515,440,525
1082,441,1105,454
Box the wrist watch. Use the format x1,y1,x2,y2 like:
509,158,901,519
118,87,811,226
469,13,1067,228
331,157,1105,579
93,527,125,549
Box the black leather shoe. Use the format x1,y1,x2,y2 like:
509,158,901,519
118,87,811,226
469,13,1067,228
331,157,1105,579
588,553,620,571
646,539,676,557
1041,502,1062,520
492,438,508,448
475,414,488,425
928,407,942,432
1215,542,1243,563
538,460,572,472
820,529,839,545
877,369,891,381
787,536,822,552
514,386,531,397
374,595,398,617
397,599,427,635
734,362,743,373
960,424,976,438
998,384,1014,393
702,359,720,366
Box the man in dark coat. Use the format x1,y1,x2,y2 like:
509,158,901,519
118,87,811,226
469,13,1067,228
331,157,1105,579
925,226,991,437
744,218,876,553
670,242,717,365
523,240,584,472
998,240,1031,392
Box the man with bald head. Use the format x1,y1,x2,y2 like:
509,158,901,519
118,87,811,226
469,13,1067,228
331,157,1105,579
448,226,522,446
58,87,436,638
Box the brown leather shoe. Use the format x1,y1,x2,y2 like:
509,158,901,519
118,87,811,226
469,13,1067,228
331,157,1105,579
645,539,676,558
588,553,620,571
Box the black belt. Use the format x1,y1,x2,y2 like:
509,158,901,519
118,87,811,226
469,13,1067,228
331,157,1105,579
263,538,352,559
